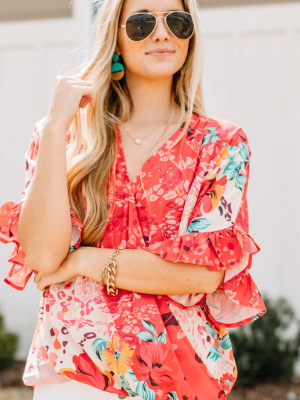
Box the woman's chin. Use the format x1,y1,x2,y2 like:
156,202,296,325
142,66,178,79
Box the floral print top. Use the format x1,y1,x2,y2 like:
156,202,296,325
0,112,267,399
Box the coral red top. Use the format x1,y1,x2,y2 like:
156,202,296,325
0,113,267,399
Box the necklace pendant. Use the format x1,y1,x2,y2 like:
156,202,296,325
134,138,142,145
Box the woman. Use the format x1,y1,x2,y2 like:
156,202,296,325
0,0,267,399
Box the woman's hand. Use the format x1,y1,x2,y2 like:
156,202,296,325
33,247,85,291
33,246,116,291
45,75,96,133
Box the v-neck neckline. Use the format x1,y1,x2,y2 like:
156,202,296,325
116,118,187,187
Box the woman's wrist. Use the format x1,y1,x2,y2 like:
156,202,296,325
101,246,125,295
101,266,108,286
76,247,118,285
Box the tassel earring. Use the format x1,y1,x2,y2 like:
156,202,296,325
111,52,124,81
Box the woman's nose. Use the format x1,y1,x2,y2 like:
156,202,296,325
152,16,171,39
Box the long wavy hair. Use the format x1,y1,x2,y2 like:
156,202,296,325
66,0,208,247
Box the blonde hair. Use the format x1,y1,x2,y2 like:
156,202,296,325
66,0,208,246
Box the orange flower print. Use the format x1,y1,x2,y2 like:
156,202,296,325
216,145,230,167
102,334,134,376
201,175,227,214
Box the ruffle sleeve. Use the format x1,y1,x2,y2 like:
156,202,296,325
0,117,83,291
144,123,267,328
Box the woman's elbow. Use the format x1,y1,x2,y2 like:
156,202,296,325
24,241,71,274
19,223,72,274
26,254,61,274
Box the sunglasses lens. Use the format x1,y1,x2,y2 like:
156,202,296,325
126,13,156,41
166,12,194,40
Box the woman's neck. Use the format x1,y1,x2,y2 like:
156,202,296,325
124,73,180,125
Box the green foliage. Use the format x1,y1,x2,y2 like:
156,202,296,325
0,313,4,331
230,293,300,387
0,310,19,369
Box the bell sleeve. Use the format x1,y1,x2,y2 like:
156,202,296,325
0,117,83,291
144,124,267,328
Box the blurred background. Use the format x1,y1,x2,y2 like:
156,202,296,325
0,0,299,399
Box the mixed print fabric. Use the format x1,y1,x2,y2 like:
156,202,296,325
0,113,267,399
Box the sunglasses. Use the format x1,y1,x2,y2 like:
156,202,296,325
119,11,194,42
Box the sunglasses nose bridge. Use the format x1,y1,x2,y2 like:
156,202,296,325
153,15,170,35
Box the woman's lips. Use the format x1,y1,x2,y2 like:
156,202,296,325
146,51,175,57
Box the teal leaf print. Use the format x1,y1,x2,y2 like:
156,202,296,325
141,320,157,339
205,322,216,338
207,127,218,133
219,333,231,350
136,380,155,400
239,142,249,161
202,132,219,146
202,134,212,146
228,144,239,153
126,368,139,382
224,160,246,191
211,134,219,144
230,170,238,180
207,345,222,362
119,374,138,396
92,338,109,361
167,391,180,400
157,331,167,344
235,173,247,192
187,217,213,233
223,161,242,174
136,331,156,342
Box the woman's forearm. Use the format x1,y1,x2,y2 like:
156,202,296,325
78,247,225,295
19,122,72,273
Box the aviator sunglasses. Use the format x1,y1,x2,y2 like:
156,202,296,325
119,11,195,42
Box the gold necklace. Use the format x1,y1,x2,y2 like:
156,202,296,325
120,109,176,145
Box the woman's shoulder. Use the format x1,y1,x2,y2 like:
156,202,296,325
192,113,243,137
191,113,249,151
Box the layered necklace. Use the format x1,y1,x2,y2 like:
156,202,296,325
120,107,176,145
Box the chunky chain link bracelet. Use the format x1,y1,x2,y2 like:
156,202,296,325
100,246,124,296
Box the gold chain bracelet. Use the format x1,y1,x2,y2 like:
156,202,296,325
100,246,124,296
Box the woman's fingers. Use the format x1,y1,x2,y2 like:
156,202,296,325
34,253,78,292
34,271,52,290
36,275,51,291
35,268,66,291
33,271,44,284
47,76,96,132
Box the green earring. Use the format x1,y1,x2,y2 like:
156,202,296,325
111,52,124,81
180,62,185,75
